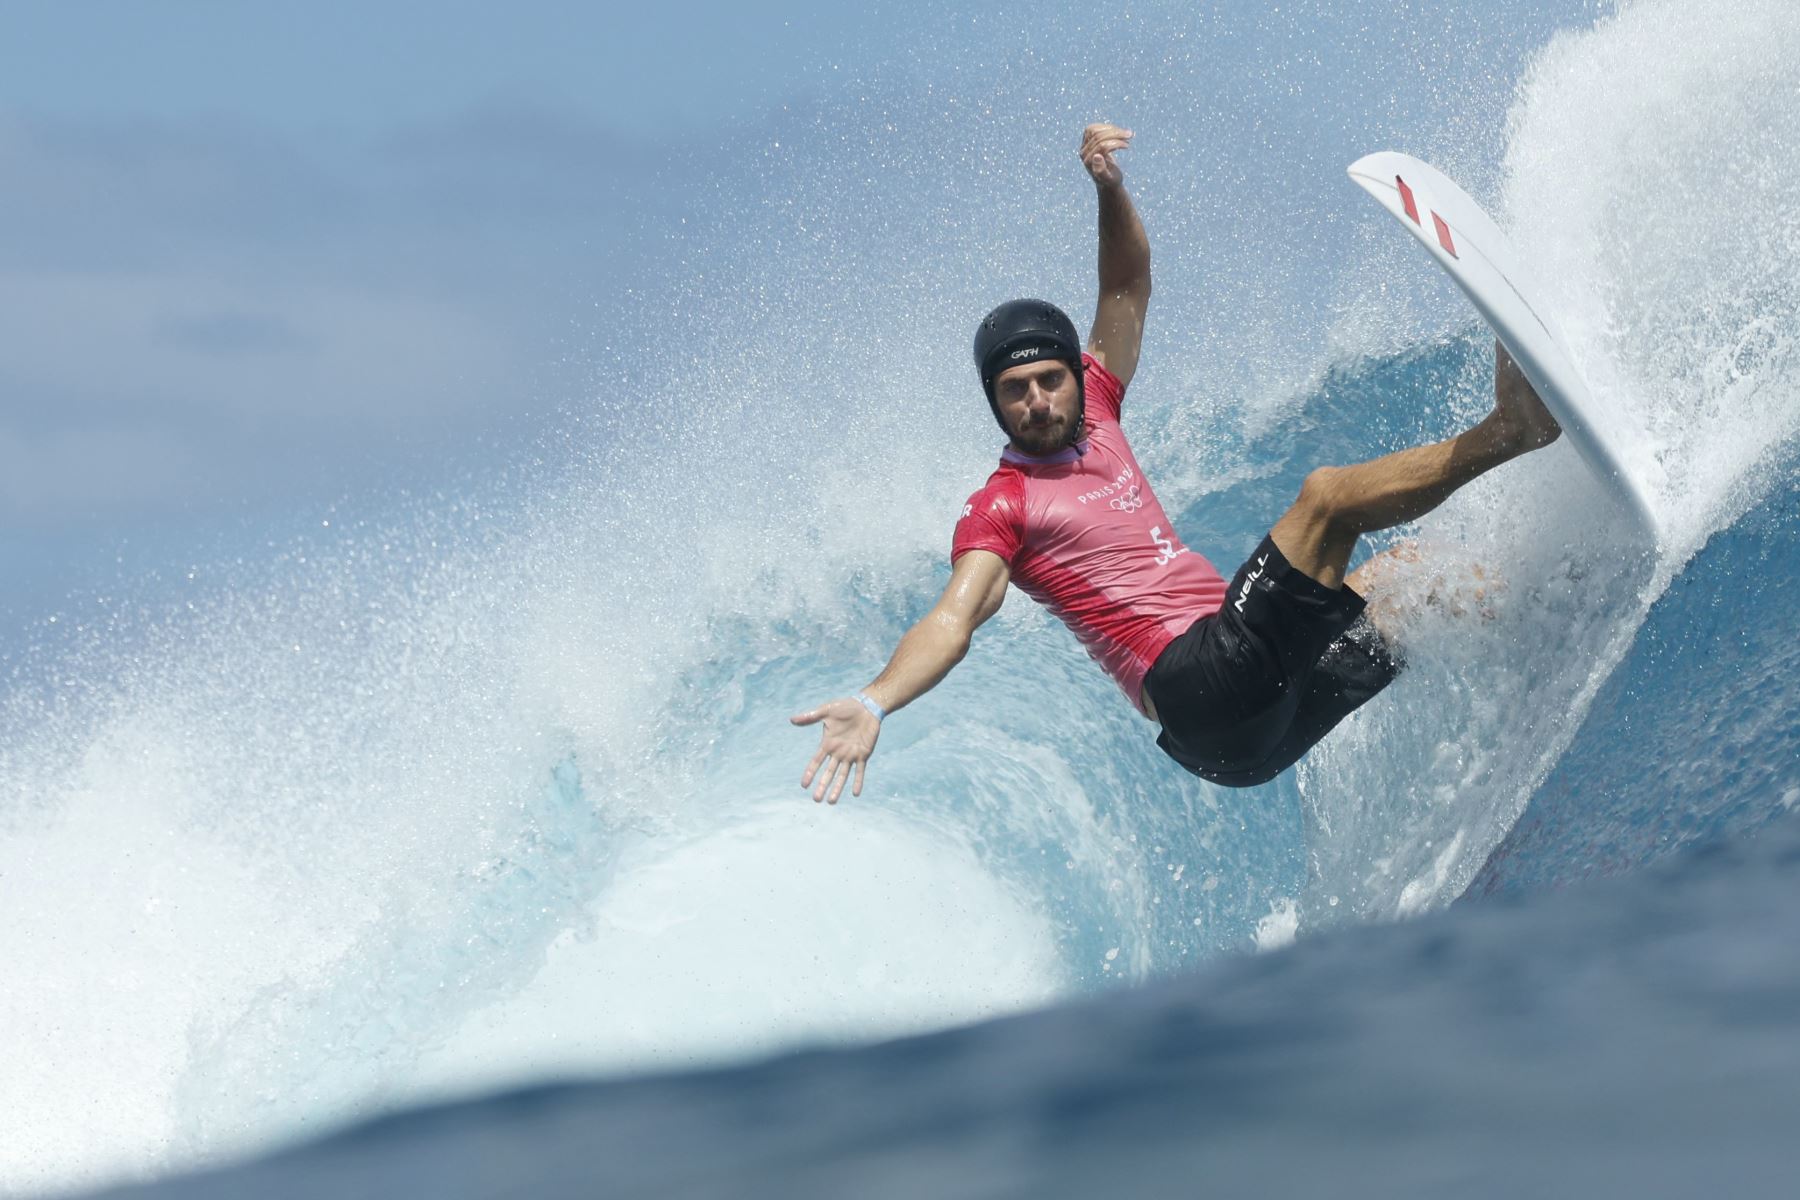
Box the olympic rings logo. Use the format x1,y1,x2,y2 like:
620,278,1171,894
1108,486,1145,513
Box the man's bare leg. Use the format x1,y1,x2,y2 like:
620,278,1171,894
1270,342,1561,589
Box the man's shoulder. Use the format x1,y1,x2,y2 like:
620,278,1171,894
1081,351,1126,423
961,461,1028,511
953,462,1028,563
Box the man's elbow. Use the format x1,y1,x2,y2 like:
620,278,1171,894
929,612,976,661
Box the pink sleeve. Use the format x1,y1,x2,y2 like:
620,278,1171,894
951,475,1025,565
1081,352,1125,424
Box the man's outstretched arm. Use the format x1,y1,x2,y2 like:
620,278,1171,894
790,549,1010,804
1080,122,1151,390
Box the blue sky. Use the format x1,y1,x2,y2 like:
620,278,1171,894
0,1,864,133
0,1,872,617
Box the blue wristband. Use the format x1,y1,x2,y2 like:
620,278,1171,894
855,692,887,721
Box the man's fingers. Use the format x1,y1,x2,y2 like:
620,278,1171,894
815,757,844,804
811,752,837,802
827,759,852,805
802,748,827,788
1079,128,1133,156
1083,140,1130,180
790,709,822,726
852,759,866,797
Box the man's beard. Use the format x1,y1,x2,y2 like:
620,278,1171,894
1009,413,1080,456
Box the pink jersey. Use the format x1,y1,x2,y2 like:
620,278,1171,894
952,354,1228,709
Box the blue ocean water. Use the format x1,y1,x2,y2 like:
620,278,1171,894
1474,475,1800,894
85,802,1800,1200
5,0,1799,1195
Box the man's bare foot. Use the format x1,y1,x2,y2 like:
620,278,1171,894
1493,340,1561,452
1350,540,1504,645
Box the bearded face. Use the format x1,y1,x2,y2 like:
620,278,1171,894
992,359,1083,455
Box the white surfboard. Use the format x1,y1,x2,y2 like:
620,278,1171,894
1347,151,1660,541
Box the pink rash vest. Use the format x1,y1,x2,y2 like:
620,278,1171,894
951,354,1229,711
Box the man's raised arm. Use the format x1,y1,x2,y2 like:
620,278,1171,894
790,549,1011,804
1080,123,1151,390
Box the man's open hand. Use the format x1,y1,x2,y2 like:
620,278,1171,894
790,699,882,804
1080,123,1133,187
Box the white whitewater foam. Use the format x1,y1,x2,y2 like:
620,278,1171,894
410,803,1063,1100
1298,0,1800,928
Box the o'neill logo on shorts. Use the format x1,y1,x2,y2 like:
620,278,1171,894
1234,553,1269,612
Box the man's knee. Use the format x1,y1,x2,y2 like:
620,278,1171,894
1271,466,1360,587
1296,466,1348,530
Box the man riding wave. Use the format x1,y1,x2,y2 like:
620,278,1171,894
792,123,1560,803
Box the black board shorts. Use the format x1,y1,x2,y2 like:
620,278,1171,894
1145,534,1403,788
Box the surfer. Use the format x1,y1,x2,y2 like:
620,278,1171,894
792,123,1560,803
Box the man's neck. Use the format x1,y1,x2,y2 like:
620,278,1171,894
1004,426,1088,463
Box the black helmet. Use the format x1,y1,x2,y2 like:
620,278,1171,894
973,298,1086,437
974,299,1084,398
